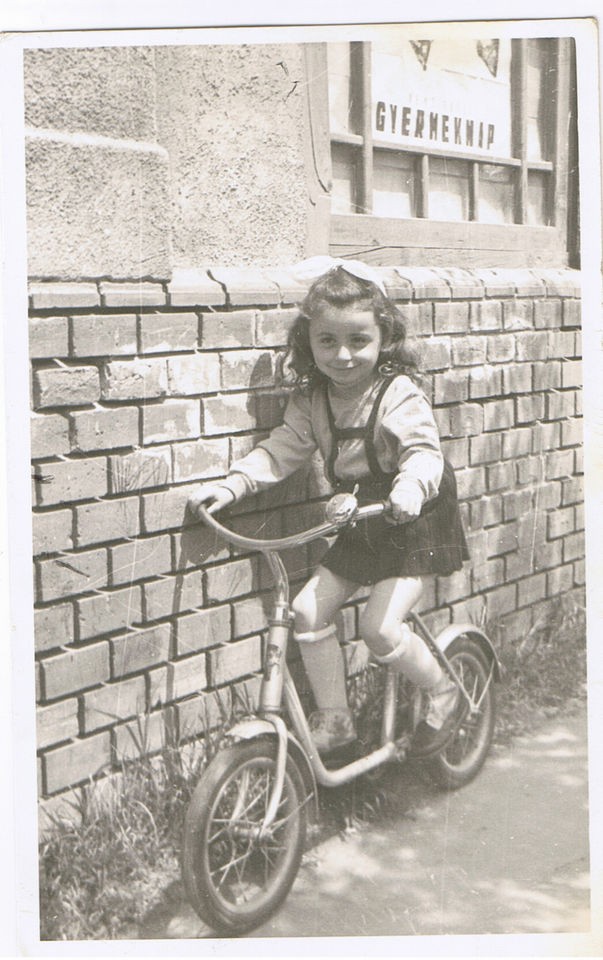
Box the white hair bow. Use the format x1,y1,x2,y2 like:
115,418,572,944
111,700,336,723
291,256,386,295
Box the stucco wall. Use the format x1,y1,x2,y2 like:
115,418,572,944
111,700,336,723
24,47,159,139
24,43,310,281
155,44,308,269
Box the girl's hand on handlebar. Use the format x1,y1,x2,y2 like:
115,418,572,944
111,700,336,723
188,483,235,518
385,482,424,525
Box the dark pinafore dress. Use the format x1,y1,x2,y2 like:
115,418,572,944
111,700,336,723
319,376,469,585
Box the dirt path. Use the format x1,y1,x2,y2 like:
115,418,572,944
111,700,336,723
144,706,592,941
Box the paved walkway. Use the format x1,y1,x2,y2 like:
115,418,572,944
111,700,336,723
146,706,593,942
253,710,591,939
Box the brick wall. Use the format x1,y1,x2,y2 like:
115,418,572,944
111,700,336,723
30,265,583,820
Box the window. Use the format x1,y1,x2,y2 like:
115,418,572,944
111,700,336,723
309,36,578,268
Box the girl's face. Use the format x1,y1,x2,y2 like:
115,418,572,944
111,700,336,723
308,303,383,389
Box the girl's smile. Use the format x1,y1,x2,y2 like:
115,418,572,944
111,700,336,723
308,303,383,389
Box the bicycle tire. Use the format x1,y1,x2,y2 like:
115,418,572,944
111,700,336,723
425,635,496,790
183,738,307,935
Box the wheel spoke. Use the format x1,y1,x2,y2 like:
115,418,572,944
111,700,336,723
269,792,311,831
235,772,266,820
259,842,284,874
216,769,271,828
474,663,495,710
210,825,288,903
211,845,248,889
210,832,256,881
231,838,255,900
207,823,230,845
230,768,251,820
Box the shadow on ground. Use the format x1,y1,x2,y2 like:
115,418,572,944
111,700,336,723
138,707,590,940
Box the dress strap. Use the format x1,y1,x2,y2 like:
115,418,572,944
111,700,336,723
322,382,347,485
323,384,345,438
364,376,398,480
322,376,398,486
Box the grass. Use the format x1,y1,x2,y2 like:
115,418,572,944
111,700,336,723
38,593,587,940
492,593,587,744
39,703,234,940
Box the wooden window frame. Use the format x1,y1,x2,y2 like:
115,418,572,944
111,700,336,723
305,38,578,268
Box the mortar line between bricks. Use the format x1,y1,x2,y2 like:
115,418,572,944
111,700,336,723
33,306,221,318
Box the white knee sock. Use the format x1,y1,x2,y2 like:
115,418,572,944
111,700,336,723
294,624,349,711
374,623,443,690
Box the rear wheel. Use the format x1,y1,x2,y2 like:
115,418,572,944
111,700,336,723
425,635,496,790
183,739,308,936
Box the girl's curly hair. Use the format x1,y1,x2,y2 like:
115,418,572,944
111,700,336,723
281,266,419,390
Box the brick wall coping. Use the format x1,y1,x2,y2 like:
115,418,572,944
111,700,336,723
28,266,581,311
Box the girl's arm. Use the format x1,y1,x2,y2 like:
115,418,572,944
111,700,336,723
379,379,444,518
189,392,317,515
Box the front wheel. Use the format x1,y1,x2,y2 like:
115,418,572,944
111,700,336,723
183,739,308,936
425,635,496,790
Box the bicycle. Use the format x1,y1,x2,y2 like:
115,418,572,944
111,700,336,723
183,490,500,936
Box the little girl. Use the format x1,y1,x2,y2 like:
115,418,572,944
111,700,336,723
189,260,469,756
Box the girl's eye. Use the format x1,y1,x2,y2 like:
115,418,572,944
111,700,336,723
351,337,370,347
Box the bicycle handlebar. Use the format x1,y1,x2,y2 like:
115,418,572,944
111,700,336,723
195,498,386,553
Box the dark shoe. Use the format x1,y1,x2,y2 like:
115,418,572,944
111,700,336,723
308,708,356,754
409,679,462,759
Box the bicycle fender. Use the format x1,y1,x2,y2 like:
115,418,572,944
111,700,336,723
434,623,502,680
228,718,275,741
228,718,319,822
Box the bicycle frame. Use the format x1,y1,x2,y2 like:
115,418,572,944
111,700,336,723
196,500,499,829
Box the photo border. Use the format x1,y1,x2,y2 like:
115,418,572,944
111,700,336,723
1,5,601,957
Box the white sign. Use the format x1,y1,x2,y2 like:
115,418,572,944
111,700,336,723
372,38,512,158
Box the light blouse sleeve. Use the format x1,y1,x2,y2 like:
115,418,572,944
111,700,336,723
220,391,318,501
379,380,444,504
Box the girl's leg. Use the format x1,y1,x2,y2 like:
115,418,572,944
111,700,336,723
291,565,358,712
360,577,458,750
359,577,442,688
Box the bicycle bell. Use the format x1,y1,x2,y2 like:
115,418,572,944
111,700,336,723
325,487,359,526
